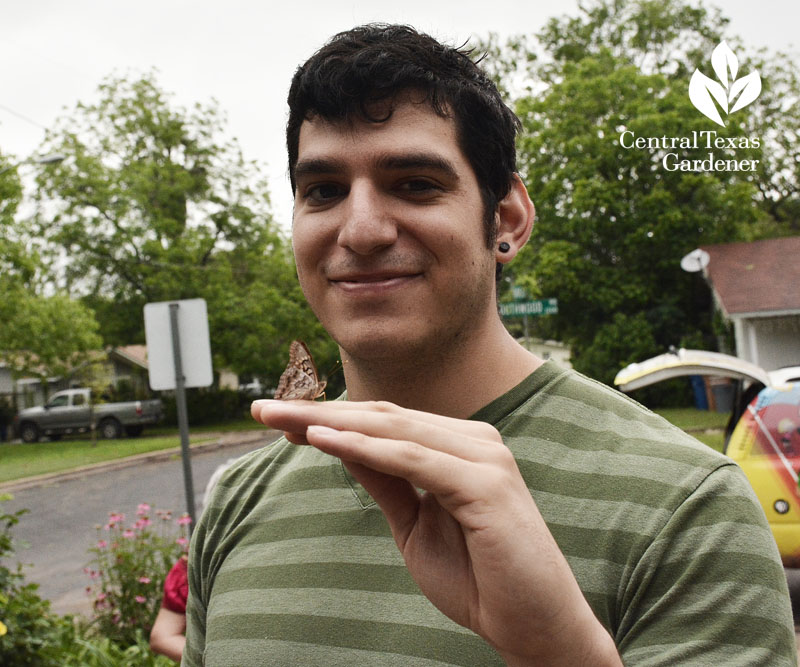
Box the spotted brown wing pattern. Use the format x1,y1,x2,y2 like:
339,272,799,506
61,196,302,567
274,340,327,400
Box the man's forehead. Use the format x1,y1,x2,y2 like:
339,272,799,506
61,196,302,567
295,100,462,167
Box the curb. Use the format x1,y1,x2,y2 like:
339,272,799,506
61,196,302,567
0,429,279,494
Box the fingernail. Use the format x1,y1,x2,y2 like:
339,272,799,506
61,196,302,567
307,425,340,437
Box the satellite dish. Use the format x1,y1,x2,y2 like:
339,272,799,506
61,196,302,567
680,248,710,273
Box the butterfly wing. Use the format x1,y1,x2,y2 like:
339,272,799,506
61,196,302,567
274,341,326,400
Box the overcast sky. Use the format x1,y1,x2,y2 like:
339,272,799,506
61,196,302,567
2,1,797,226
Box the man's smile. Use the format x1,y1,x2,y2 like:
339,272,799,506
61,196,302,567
328,271,424,293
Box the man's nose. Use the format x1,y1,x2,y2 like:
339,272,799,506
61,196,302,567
336,182,398,255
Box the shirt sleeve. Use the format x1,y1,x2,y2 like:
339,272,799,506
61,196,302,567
182,499,214,666
162,556,189,614
616,463,797,665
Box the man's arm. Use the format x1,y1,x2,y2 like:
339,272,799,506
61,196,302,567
150,607,187,662
251,398,622,666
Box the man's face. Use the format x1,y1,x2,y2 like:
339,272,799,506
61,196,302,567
291,100,497,362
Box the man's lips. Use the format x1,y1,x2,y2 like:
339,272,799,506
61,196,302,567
328,272,423,292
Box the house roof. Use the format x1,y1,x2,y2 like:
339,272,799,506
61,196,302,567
110,345,149,369
700,236,800,317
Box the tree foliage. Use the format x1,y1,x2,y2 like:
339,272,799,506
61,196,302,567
0,285,102,394
35,72,273,301
1,156,103,392
33,72,326,381
485,0,799,385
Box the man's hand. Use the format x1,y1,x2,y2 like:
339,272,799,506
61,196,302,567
251,399,621,666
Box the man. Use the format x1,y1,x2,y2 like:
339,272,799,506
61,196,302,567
184,25,796,665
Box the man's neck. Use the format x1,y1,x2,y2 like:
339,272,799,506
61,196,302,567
340,319,543,419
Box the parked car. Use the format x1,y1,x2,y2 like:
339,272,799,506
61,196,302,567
13,388,163,443
615,349,800,566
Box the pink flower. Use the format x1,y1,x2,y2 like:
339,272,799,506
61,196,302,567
96,592,107,601
96,540,108,549
177,514,192,526
107,512,125,525
176,536,188,547
135,595,146,604
138,576,151,584
136,503,151,516
122,530,135,539
134,518,152,530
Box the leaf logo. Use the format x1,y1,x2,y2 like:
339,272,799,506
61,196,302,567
689,41,761,126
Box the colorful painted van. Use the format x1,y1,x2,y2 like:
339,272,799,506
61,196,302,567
726,384,800,566
615,349,800,566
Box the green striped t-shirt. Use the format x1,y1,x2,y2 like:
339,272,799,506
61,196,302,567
183,361,796,666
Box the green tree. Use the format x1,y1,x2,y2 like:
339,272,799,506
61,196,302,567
1,156,103,395
535,0,728,80
536,0,800,238
0,285,102,396
514,54,759,382
34,72,323,382
484,0,798,384
0,155,35,289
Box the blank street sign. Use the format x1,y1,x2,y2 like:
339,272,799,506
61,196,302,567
144,298,213,390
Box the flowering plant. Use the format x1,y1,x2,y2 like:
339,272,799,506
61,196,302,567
84,503,190,646
0,493,73,665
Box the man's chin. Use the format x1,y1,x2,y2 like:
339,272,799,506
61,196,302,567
333,327,428,364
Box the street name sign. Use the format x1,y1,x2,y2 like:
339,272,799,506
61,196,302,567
499,298,559,318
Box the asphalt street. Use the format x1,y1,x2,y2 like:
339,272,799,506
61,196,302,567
1,430,278,616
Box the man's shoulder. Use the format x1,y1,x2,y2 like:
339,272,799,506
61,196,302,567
501,363,725,467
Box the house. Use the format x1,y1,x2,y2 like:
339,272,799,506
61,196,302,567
1,345,153,409
519,337,572,368
2,344,243,409
107,345,151,397
700,237,800,371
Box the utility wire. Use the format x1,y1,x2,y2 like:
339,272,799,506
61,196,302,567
0,104,47,129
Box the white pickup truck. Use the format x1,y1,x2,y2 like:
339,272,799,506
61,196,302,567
13,388,163,443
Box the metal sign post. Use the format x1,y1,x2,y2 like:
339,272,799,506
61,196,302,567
144,298,213,532
169,303,196,528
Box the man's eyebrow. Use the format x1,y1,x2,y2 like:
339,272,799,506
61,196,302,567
292,153,460,182
293,158,346,181
375,153,460,180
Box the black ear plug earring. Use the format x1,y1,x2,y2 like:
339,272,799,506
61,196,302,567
498,242,511,253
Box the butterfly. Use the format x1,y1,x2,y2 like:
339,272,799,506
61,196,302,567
274,340,327,400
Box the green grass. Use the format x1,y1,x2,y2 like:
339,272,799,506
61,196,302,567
690,430,726,453
0,433,215,484
655,407,728,453
654,407,730,432
146,417,262,437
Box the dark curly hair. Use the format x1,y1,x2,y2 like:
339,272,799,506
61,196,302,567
286,23,521,248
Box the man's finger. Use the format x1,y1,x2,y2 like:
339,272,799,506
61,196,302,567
253,400,501,462
304,424,514,516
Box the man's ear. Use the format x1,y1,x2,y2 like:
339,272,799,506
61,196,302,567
494,174,535,263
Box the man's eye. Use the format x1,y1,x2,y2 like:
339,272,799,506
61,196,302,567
305,183,343,203
397,179,442,196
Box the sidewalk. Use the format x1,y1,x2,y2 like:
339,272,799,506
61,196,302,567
0,429,276,494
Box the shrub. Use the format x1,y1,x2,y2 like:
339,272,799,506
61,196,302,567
63,625,175,666
84,503,190,647
161,387,250,426
0,494,76,665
